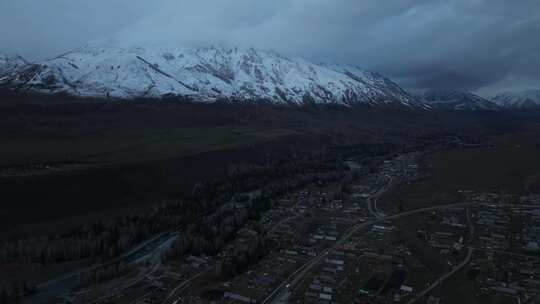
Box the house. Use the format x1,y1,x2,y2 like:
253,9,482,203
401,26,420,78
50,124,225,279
400,285,413,294
224,292,257,303
319,293,332,300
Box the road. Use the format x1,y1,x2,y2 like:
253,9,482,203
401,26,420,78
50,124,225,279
268,198,304,235
28,189,265,304
466,207,474,237
24,231,177,304
471,247,540,260
263,181,395,304
262,180,477,304
162,266,214,304
406,247,473,304
366,177,393,219
78,262,161,304
405,205,477,304
162,191,270,304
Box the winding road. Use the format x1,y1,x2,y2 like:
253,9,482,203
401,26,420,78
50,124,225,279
406,247,473,304
261,175,477,304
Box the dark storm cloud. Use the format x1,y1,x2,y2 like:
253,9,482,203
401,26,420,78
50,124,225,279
1,0,539,93
0,0,153,58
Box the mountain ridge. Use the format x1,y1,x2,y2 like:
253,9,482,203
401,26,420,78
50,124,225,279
420,89,499,111
0,54,27,78
492,90,540,109
0,45,423,107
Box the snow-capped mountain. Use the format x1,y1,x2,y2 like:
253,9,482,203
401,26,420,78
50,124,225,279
0,54,27,77
492,90,540,109
420,89,499,111
0,45,421,107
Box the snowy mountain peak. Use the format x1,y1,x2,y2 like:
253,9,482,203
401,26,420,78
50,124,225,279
421,89,499,111
492,90,540,108
0,45,422,107
0,54,27,75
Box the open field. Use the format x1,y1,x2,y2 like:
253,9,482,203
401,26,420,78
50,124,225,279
439,265,516,304
1,98,540,303
380,133,540,213
0,126,296,167
428,134,540,194
1,97,539,237
0,126,298,235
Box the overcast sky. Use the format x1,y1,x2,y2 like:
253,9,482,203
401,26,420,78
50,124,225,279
1,0,539,95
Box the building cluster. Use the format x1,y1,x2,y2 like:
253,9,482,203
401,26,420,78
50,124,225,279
458,192,540,303
56,153,447,304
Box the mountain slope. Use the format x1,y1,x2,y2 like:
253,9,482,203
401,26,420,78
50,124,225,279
492,90,540,108
1,45,421,107
0,54,27,78
421,89,499,111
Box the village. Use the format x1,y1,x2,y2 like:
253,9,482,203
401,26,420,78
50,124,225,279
44,152,540,304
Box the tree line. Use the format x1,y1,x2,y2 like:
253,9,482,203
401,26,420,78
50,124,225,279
1,144,389,301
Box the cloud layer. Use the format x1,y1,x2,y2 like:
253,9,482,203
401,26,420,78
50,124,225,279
1,0,539,93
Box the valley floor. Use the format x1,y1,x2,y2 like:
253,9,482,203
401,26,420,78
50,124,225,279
1,97,540,304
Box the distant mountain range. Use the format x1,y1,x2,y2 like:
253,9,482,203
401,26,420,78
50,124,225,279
0,45,422,107
491,90,540,109
419,89,500,111
1,45,538,111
